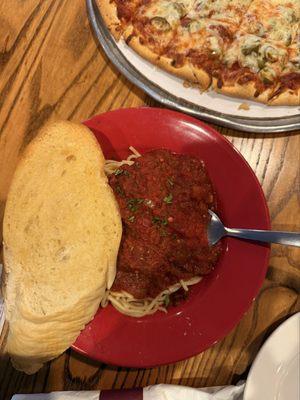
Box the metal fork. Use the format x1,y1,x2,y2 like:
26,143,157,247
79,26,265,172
208,210,300,247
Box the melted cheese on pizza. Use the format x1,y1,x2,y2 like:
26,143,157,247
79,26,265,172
109,0,300,102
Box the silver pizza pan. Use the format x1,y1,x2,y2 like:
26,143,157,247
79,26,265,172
86,0,300,133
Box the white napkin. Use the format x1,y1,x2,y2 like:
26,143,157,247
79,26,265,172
12,384,245,399
144,383,245,399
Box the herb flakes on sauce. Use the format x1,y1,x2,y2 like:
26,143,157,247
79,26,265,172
115,184,125,196
164,295,170,307
127,198,144,212
167,178,174,187
114,169,130,177
128,215,135,223
152,216,168,226
164,193,173,204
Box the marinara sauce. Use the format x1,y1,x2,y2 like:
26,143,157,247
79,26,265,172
109,149,221,300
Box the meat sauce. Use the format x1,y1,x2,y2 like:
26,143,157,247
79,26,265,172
109,149,221,300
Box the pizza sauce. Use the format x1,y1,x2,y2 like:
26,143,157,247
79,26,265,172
109,149,221,301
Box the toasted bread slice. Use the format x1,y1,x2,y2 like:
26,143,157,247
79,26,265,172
3,121,122,374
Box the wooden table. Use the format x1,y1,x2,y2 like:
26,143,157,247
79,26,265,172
0,2,299,399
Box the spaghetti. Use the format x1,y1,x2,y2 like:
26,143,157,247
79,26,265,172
104,146,141,175
101,276,202,318
103,148,205,318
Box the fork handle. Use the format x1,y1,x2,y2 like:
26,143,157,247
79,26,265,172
226,228,300,247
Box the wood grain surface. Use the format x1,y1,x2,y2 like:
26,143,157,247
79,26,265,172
0,1,299,399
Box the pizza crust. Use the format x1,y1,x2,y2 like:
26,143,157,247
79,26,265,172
96,0,123,40
214,78,300,105
268,89,300,106
190,65,212,90
126,35,211,89
159,57,211,90
213,78,274,105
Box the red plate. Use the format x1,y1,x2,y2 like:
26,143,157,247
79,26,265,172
72,108,270,367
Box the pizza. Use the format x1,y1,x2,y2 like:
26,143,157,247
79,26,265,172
97,0,300,105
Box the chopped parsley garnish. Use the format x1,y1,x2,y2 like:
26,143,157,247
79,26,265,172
167,178,174,187
114,169,130,176
115,185,125,196
152,216,168,226
152,216,161,224
128,215,135,223
160,228,168,237
163,193,173,204
164,295,170,307
127,198,144,212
